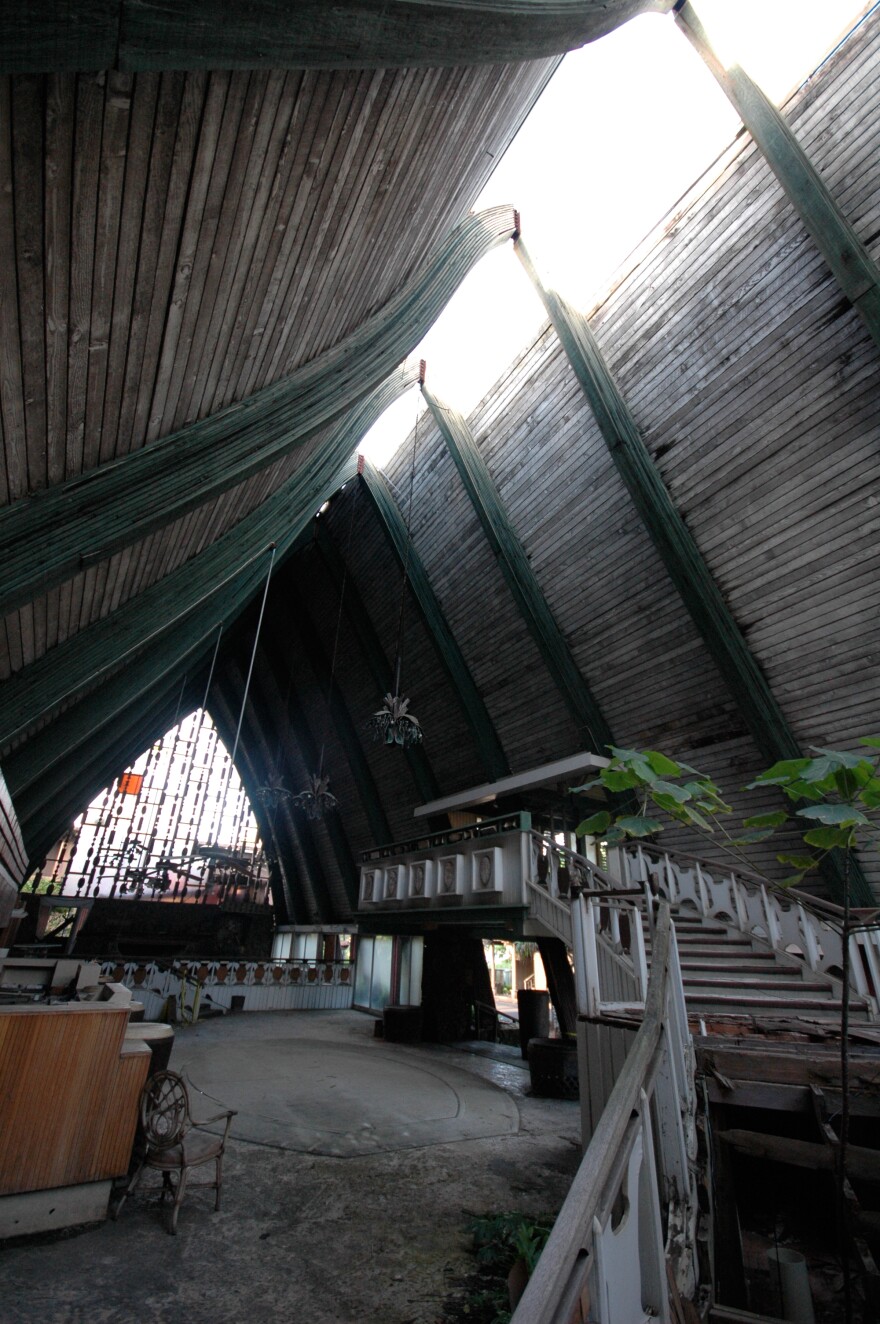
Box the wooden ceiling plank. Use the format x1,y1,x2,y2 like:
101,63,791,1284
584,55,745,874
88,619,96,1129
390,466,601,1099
44,73,74,490
201,69,313,417
11,76,48,497
82,70,132,474
306,67,439,358
149,70,244,441
241,72,350,397
99,71,159,466
261,69,394,383
170,70,272,430
0,78,28,506
209,68,309,411
113,70,185,457
516,235,873,905
65,73,104,482
128,68,211,449
188,69,292,421
0,207,518,616
228,70,331,399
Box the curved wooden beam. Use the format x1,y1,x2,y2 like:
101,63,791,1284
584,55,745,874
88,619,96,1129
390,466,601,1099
516,235,872,905
0,208,517,616
0,366,416,754
360,459,510,783
422,379,616,754
2,2,667,74
675,1,880,353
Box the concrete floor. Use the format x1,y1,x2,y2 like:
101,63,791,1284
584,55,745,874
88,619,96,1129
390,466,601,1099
3,1010,581,1323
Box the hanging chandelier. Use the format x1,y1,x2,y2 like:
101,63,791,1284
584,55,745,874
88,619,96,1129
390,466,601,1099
368,691,423,747
290,771,338,821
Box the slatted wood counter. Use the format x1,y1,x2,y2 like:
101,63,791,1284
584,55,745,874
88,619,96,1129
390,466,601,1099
0,1003,150,1235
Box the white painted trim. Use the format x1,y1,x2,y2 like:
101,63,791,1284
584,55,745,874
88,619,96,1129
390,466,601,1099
413,751,609,818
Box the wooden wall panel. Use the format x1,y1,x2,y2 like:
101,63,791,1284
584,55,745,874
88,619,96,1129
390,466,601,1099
0,1006,149,1195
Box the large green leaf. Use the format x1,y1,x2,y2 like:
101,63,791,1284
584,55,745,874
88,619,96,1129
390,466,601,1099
802,826,853,850
616,815,664,838
728,828,774,845
776,853,818,870
743,810,788,828
576,811,611,836
796,803,869,827
651,779,691,804
858,736,880,749
747,759,811,788
601,768,642,792
644,750,681,777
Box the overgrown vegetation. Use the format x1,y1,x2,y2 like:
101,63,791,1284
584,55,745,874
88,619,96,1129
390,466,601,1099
442,1211,553,1323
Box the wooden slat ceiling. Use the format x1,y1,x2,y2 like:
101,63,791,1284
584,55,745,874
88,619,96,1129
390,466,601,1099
0,57,556,681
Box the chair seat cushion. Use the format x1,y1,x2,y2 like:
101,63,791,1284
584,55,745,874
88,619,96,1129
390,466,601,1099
149,1128,224,1169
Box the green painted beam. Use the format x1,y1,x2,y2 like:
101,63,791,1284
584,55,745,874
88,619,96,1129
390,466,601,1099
17,676,189,864
422,380,616,754
0,363,417,755
516,236,872,906
1,2,659,74
0,209,518,616
215,658,334,924
286,583,394,849
360,460,510,783
675,1,880,353
313,520,442,806
249,631,360,913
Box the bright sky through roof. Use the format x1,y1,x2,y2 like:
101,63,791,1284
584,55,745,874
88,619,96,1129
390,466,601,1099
360,0,870,466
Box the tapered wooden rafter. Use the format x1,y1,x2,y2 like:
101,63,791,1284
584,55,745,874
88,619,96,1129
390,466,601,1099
0,366,416,753
516,236,872,905
359,459,510,782
422,379,616,755
675,0,880,353
0,209,517,617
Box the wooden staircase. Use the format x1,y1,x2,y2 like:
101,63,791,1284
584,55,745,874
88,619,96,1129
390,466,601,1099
645,908,873,1023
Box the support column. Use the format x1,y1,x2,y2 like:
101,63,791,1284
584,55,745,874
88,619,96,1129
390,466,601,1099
674,0,880,352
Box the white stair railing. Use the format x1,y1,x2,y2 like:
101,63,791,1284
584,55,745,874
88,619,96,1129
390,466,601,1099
512,903,699,1324
620,841,880,1016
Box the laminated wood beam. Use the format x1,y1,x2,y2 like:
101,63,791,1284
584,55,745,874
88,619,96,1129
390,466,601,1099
675,0,880,353
313,520,442,806
215,659,331,924
516,236,872,905
249,630,360,913
359,460,510,783
1,2,662,74
422,380,615,754
0,364,416,754
16,676,188,864
0,208,517,617
286,583,394,849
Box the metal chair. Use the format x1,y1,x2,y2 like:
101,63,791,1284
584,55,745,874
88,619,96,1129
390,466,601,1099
115,1069,236,1234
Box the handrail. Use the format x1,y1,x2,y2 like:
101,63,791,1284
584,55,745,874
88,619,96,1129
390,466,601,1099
361,811,529,863
511,904,673,1324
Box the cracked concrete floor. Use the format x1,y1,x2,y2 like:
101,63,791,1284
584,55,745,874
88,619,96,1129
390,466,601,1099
2,1010,581,1324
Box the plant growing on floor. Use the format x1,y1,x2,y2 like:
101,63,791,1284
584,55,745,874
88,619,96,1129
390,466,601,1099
446,1212,553,1323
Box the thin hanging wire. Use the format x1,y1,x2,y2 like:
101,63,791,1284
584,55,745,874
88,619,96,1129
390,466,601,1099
368,382,424,747
212,544,277,844
291,492,359,819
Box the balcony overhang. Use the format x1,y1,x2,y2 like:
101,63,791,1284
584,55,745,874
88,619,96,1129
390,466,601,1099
413,751,609,819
